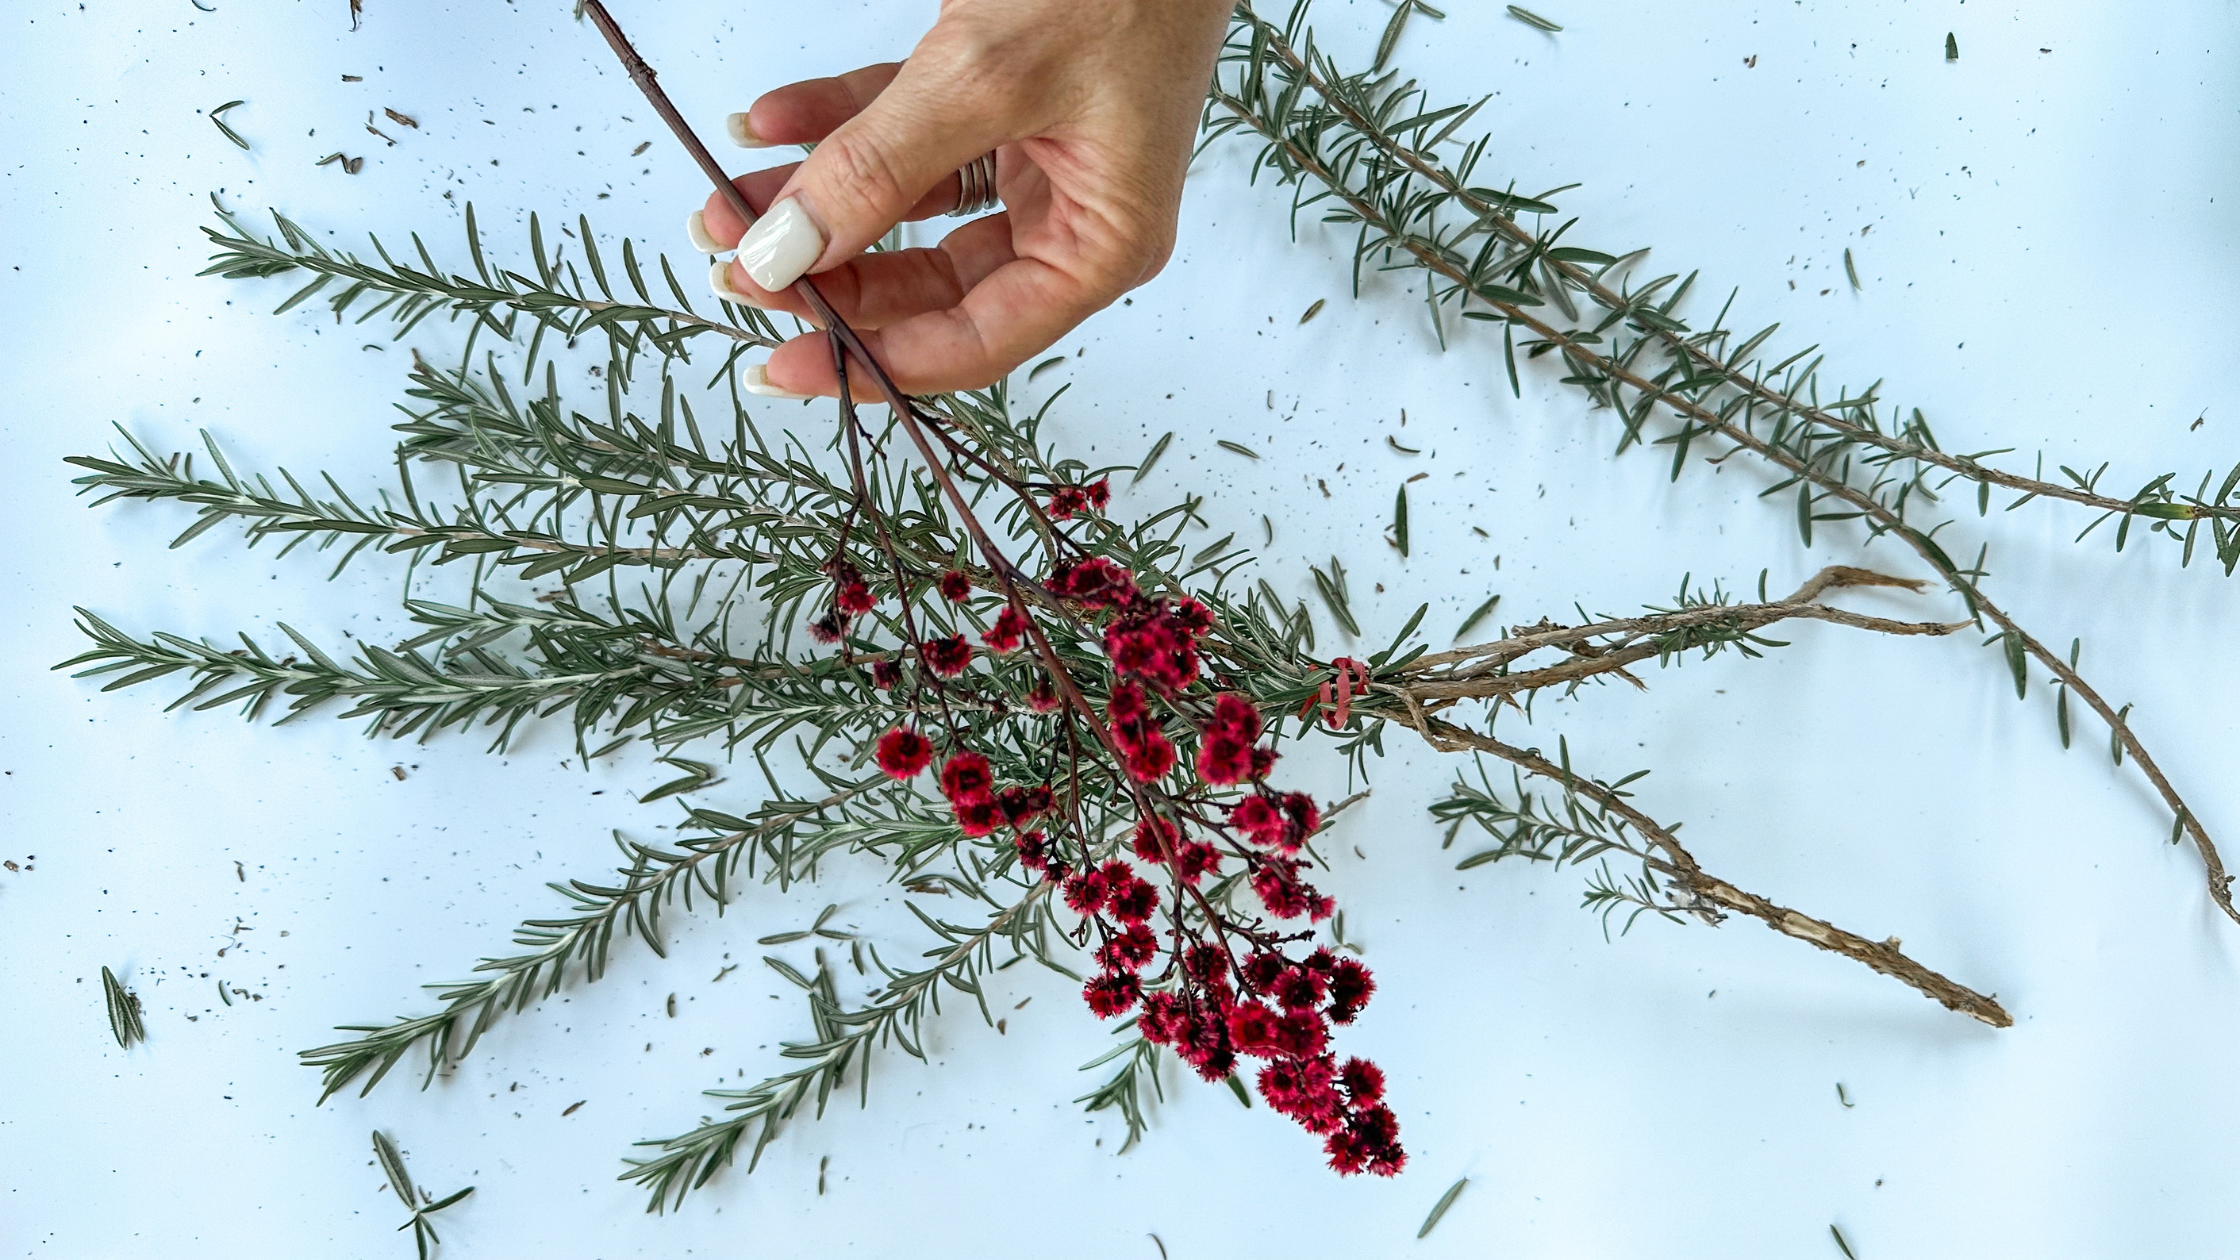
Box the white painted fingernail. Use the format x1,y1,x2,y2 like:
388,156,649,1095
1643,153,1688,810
710,259,755,305
676,208,721,252
743,363,812,400
725,112,773,148
736,197,823,292
686,209,724,254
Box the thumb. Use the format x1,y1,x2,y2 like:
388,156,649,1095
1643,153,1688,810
733,61,1006,293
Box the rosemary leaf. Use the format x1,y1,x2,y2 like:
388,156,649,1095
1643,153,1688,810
1418,1176,1468,1238
1132,430,1173,483
1454,593,1500,641
208,99,250,150
1507,4,1562,32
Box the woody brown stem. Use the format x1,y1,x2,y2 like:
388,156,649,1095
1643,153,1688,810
1407,716,2012,1028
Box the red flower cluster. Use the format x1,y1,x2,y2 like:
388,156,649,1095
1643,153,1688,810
1106,681,1176,783
983,606,1030,654
1196,692,1276,785
812,560,879,643
1104,595,1212,692
1046,478,1111,521
874,726,933,780
1127,941,1400,1177
1047,556,1136,609
928,749,1055,843
847,533,1396,1176
1130,815,1222,884
935,751,1001,837
919,634,973,677
1229,791,1321,853
833,563,876,616
1249,855,1335,921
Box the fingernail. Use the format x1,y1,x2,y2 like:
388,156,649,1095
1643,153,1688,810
709,259,756,305
736,197,823,292
743,363,812,400
685,209,725,254
725,112,773,148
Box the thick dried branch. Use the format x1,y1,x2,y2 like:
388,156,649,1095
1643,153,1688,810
1410,717,2011,1027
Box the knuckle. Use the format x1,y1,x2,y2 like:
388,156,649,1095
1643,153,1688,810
812,132,912,218
916,23,1041,116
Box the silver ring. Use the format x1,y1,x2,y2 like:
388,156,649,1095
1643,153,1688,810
949,150,1000,217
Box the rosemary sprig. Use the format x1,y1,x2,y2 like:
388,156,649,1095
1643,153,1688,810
1211,2,2236,920
371,1130,473,1260
623,886,1051,1212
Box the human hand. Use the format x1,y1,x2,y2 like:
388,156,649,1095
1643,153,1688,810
688,0,1234,399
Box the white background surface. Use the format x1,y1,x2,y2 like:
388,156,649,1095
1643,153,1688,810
4,1,2239,1256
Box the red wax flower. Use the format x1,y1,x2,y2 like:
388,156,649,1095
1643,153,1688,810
1106,680,1147,723
1210,692,1260,737
836,579,876,616
997,784,1051,824
1327,957,1375,1024
1173,841,1221,884
1241,950,1288,992
1226,1001,1283,1057
1275,1011,1329,1059
1014,830,1050,873
1138,991,1183,1045
1339,1057,1384,1104
937,570,973,602
1324,1104,1406,1177
1251,859,1314,920
1182,943,1229,984
919,634,972,677
1249,746,1279,780
1084,477,1111,510
953,796,1003,838
873,727,934,780
1196,733,1255,786
1105,873,1159,924
1271,965,1330,1013
1025,677,1063,712
870,659,902,690
983,606,1030,653
1062,868,1109,916
938,751,994,803
1229,794,1283,844
1051,557,1135,609
1083,971,1142,1017
1260,1058,1345,1134
1131,816,1180,862
1122,732,1176,783
1049,486,1087,519
1096,923,1159,972
808,611,844,644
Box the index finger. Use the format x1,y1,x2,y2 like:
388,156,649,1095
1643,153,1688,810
762,247,1122,397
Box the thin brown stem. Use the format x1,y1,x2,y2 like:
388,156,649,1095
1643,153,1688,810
1409,717,2012,1028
